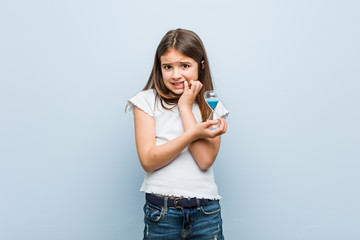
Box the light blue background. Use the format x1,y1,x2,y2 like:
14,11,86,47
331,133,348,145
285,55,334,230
1,0,359,239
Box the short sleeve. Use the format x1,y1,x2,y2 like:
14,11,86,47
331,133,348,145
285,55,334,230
126,89,156,118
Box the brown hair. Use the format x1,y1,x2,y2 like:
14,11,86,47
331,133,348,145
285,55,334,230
143,28,214,122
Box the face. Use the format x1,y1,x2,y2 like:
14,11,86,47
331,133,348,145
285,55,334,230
160,48,199,95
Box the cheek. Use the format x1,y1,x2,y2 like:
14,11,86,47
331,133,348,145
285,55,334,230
184,70,199,80
161,71,171,81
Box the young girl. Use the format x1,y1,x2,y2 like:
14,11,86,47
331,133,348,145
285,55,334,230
127,28,228,239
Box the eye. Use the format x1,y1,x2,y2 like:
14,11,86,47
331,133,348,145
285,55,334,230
163,65,172,70
182,64,190,69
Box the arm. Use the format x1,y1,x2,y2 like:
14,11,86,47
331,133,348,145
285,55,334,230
134,105,222,173
178,80,227,171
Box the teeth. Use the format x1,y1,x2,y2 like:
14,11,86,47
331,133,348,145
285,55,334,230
173,82,183,85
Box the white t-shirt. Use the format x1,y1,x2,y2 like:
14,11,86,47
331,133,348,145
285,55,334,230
127,89,221,200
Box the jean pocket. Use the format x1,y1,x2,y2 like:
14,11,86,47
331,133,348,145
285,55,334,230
144,202,164,223
200,201,221,215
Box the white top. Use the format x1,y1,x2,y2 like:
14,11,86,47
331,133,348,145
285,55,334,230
127,89,221,199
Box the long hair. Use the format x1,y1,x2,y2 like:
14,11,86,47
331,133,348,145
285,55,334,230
143,28,214,122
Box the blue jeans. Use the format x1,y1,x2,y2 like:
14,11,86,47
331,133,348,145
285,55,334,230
143,197,224,239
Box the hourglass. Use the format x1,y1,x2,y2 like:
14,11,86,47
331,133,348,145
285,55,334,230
204,90,220,129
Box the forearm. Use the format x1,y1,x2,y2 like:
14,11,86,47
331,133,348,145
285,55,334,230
137,129,197,172
179,108,219,170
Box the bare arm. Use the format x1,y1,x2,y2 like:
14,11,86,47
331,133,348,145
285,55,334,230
178,80,227,170
134,105,222,173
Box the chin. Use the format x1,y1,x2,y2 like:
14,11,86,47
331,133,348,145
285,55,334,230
170,89,184,95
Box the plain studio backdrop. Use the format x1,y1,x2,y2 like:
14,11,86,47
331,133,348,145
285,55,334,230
0,0,359,239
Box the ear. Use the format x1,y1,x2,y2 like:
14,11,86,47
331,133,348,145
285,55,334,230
201,60,205,69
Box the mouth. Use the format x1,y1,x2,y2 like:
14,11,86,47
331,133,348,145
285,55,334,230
171,81,184,89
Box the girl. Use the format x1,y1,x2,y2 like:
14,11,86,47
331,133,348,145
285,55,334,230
127,28,228,239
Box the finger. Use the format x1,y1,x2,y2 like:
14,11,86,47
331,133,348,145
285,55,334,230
209,124,224,136
219,117,224,125
204,120,218,128
214,119,223,132
219,118,227,132
194,81,203,94
213,118,225,134
189,80,195,92
223,119,228,133
183,80,189,91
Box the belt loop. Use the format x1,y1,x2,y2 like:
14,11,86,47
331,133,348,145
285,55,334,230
196,198,200,210
163,197,168,214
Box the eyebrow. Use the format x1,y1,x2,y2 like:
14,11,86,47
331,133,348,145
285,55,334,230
161,61,192,65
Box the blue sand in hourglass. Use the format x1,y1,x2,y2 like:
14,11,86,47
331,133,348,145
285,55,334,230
205,98,219,109
205,98,219,129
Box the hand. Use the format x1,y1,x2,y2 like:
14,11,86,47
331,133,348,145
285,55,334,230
193,118,228,140
178,80,203,111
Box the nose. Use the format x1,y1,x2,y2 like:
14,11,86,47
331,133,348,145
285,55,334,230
172,67,181,80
